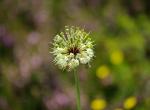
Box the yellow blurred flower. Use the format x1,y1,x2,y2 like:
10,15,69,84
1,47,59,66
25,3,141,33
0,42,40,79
110,50,124,65
114,108,123,110
91,98,107,110
123,96,137,109
96,65,110,79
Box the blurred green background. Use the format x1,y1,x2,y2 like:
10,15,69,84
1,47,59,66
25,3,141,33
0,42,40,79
0,0,150,110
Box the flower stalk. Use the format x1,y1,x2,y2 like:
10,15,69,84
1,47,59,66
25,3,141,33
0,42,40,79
74,69,81,110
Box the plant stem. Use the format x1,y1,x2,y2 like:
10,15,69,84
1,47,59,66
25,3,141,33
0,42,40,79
74,69,81,110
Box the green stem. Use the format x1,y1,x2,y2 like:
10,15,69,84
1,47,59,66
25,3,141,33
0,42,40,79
74,69,81,110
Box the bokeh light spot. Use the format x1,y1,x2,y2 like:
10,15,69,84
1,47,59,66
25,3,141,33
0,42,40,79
96,65,110,79
110,50,124,65
123,96,137,109
91,98,107,110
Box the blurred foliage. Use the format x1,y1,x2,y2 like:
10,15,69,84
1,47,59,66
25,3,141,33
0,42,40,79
0,0,150,110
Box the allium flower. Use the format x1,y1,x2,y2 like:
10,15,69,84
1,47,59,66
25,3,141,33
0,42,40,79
51,26,94,71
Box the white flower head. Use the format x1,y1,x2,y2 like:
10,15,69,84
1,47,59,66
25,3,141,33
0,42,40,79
51,26,94,71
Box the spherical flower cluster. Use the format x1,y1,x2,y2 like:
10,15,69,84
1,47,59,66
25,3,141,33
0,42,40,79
51,26,94,71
